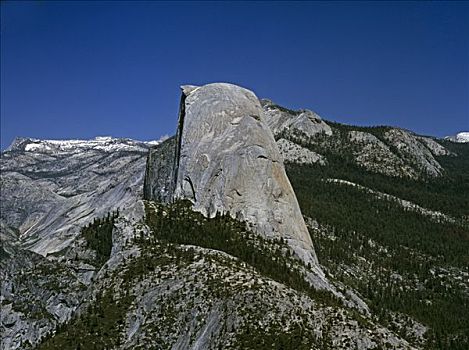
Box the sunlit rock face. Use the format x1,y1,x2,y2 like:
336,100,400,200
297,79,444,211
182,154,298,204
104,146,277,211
145,83,318,265
261,98,333,138
383,129,444,177
1,137,158,256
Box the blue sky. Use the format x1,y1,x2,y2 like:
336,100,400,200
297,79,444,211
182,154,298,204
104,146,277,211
1,1,468,149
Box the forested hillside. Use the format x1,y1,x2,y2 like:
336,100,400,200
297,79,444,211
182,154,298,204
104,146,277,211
285,125,469,349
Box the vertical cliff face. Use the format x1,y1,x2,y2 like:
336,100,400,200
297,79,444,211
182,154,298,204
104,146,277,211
143,136,177,203
144,83,318,265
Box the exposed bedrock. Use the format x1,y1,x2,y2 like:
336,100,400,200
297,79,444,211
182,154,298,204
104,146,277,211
144,83,318,266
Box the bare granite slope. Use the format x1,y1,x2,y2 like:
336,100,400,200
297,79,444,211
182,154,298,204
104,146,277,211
144,83,319,267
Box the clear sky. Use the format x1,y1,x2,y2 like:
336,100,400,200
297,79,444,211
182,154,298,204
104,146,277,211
1,1,468,149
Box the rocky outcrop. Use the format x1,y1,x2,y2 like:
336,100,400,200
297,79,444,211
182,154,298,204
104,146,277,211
261,99,332,138
384,129,444,177
0,242,85,349
348,131,418,178
417,136,452,156
345,130,452,179
276,138,325,165
144,83,318,266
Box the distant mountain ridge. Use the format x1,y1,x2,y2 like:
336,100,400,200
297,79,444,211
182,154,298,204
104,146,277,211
6,136,165,153
1,136,164,257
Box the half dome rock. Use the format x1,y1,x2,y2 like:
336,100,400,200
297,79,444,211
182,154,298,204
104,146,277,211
144,83,318,265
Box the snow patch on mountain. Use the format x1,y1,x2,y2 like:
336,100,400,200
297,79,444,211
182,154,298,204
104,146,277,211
8,136,166,154
445,132,469,143
1,136,164,256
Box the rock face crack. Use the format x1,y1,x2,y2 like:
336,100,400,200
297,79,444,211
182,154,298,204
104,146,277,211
173,91,188,194
183,176,197,202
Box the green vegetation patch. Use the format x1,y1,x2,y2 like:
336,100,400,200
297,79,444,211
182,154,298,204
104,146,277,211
144,200,339,307
287,163,469,349
36,289,133,350
82,212,118,267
